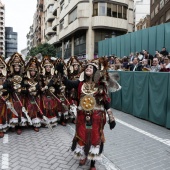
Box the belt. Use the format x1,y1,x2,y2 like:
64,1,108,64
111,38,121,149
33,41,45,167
77,106,105,111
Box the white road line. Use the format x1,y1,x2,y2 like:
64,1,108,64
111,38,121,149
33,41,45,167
116,118,170,147
1,154,9,169
3,134,8,144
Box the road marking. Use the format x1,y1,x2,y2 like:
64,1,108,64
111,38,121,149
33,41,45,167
3,134,8,144
1,154,9,169
67,124,119,170
116,118,170,147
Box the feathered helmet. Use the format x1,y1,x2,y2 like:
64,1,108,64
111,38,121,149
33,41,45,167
25,56,40,78
0,56,8,76
67,56,82,73
7,52,25,74
79,57,121,92
41,56,54,75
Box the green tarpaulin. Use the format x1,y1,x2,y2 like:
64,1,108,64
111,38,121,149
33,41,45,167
148,73,168,126
132,72,149,119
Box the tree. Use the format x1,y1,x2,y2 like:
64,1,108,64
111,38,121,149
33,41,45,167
29,43,56,57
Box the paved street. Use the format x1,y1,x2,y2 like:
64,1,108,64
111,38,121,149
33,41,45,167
0,108,170,170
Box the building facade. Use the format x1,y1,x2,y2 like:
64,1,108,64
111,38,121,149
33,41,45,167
5,27,17,58
27,25,34,55
43,0,134,60
0,1,5,57
134,0,150,31
136,14,150,30
150,0,170,26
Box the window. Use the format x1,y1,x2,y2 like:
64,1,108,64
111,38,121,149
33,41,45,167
160,0,164,10
61,2,64,12
123,6,127,19
151,10,154,19
107,3,111,17
60,20,64,30
155,4,159,15
118,5,122,18
98,3,106,16
93,3,98,16
69,8,77,24
165,9,170,21
112,4,117,18
49,5,53,13
92,3,127,19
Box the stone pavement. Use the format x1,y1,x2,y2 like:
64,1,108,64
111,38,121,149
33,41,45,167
0,124,106,170
103,109,170,170
0,108,170,170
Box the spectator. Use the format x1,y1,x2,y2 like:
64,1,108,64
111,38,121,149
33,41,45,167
142,59,151,71
149,58,161,72
160,47,168,56
128,57,142,71
122,56,129,70
109,56,115,65
138,52,144,61
160,55,170,72
114,58,123,71
143,50,153,65
129,52,135,63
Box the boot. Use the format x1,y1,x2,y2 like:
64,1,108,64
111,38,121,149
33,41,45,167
0,132,4,138
61,122,66,126
90,160,96,170
16,128,22,135
33,127,39,132
79,157,87,166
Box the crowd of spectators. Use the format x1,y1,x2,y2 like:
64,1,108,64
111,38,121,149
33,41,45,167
108,47,170,72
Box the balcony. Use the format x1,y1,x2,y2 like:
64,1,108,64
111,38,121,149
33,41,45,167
45,27,55,35
52,18,58,31
46,12,55,22
52,1,58,16
45,0,55,9
59,18,89,40
92,16,128,32
48,35,59,44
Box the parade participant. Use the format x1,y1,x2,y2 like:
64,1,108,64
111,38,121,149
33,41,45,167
57,57,121,170
0,56,10,138
24,57,42,132
7,52,27,135
40,56,58,127
55,58,69,126
66,56,82,123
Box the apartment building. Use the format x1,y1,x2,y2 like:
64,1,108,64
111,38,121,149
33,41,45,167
136,15,150,30
32,0,44,47
150,0,170,26
44,0,134,60
5,27,18,58
0,0,5,57
134,0,150,31
27,25,34,55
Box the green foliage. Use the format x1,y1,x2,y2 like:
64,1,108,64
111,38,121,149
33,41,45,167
29,43,56,57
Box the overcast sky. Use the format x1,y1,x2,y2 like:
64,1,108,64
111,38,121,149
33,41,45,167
2,0,36,53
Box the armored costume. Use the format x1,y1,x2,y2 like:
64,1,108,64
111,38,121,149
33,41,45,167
0,57,10,138
66,56,82,122
7,53,27,135
24,57,42,131
62,57,121,170
40,56,58,127
55,58,69,126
